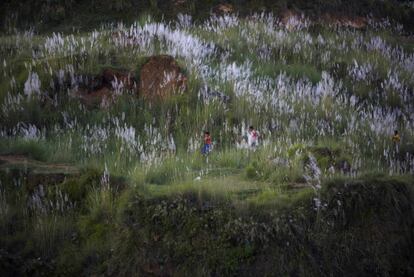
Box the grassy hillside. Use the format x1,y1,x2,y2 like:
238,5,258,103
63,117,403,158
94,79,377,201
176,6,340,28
0,7,414,277
1,14,413,174
1,0,414,33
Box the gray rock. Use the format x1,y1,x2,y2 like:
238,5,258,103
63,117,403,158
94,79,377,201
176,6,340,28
200,85,231,104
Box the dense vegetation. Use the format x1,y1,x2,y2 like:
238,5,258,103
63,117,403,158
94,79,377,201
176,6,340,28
1,169,414,276
0,3,414,276
1,0,414,33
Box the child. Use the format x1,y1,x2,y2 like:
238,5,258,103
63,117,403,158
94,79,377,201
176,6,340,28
392,130,400,154
392,130,400,144
247,126,259,149
202,131,212,155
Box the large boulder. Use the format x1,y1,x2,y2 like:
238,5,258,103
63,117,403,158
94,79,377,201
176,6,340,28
73,68,137,108
139,55,187,100
102,68,136,91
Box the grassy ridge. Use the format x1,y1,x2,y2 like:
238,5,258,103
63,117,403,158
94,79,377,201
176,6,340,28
0,9,414,276
0,168,413,276
1,15,413,176
1,0,414,33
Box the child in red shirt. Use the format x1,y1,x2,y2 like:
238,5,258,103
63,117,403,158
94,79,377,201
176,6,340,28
202,131,212,155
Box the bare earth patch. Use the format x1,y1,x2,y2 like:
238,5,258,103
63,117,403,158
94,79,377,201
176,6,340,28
0,155,79,175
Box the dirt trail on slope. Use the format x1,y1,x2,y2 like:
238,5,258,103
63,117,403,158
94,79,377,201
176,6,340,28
0,155,80,189
0,155,79,175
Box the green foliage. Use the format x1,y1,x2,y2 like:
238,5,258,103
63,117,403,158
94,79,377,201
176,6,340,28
245,163,258,179
1,0,413,33
1,166,414,276
260,63,322,84
308,140,351,171
269,163,304,185
0,2,414,275
31,215,75,258
287,143,306,158
145,158,184,185
59,168,101,203
55,244,84,276
110,191,255,275
0,138,49,162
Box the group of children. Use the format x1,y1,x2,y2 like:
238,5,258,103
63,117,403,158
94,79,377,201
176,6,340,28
201,128,401,156
201,126,260,155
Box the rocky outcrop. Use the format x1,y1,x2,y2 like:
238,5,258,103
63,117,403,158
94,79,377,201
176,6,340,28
211,3,234,15
200,86,230,104
139,55,187,100
75,86,113,108
321,14,367,29
74,68,137,108
62,56,189,106
102,68,136,91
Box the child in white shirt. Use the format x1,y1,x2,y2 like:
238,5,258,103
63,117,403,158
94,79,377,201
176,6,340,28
247,126,259,149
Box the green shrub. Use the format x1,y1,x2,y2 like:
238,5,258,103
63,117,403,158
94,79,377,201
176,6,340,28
145,161,176,185
0,138,49,162
59,168,101,203
287,143,306,158
245,164,258,179
55,244,84,276
270,164,304,185
31,215,75,258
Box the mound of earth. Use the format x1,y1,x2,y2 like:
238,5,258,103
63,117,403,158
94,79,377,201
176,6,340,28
212,3,234,15
75,86,113,108
0,155,79,189
102,68,136,90
279,10,367,30
172,0,187,6
321,14,367,29
74,68,137,108
280,9,305,30
139,55,187,100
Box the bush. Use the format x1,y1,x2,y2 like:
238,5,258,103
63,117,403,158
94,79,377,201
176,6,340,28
245,164,258,179
59,168,101,203
0,138,49,162
145,159,183,185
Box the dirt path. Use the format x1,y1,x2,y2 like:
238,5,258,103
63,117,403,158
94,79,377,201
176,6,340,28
0,155,79,175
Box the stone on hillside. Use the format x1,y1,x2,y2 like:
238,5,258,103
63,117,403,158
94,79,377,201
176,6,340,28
270,157,289,167
102,68,136,91
75,87,113,109
212,3,234,15
280,10,305,30
321,14,367,29
200,86,230,104
72,68,136,108
139,55,187,100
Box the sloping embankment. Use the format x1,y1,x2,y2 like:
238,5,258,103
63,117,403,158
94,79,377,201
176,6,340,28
0,168,413,276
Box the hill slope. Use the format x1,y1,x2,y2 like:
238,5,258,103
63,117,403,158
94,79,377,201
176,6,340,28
1,0,414,33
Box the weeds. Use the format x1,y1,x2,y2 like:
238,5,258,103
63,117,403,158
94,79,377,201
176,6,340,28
0,10,414,277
